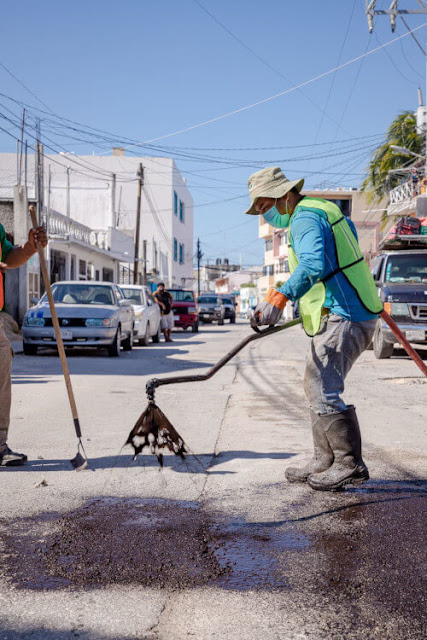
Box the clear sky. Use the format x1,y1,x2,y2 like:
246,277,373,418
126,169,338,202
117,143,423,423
0,0,426,266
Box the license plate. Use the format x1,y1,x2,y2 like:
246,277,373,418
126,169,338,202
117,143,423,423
173,315,179,320
202,314,209,318
406,329,425,341
60,329,73,340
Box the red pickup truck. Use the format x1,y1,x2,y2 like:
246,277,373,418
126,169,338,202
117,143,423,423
168,289,198,333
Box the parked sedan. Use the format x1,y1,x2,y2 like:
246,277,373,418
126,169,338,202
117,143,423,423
22,281,134,357
120,284,161,345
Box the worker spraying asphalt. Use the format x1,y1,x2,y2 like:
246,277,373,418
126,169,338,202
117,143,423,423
246,167,383,492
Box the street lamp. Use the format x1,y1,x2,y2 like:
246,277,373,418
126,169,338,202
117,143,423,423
390,145,425,160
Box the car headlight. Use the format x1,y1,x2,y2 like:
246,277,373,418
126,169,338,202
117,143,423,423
23,316,45,326
391,302,410,316
134,311,143,321
214,306,222,311
85,317,117,327
199,307,207,312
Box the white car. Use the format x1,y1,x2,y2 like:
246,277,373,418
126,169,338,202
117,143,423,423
120,285,161,345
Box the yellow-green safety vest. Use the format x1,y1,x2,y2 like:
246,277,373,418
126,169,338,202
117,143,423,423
288,197,383,337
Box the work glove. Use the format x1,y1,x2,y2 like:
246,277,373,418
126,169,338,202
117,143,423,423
251,288,288,328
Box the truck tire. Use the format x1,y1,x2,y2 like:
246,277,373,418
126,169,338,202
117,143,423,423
230,314,236,324
373,322,394,359
139,323,150,346
192,321,199,333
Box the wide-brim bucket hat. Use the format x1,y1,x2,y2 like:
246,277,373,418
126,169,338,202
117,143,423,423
244,166,304,215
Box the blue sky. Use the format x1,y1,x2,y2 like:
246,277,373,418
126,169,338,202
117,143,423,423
0,0,426,265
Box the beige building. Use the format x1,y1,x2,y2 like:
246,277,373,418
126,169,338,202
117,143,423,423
258,189,385,299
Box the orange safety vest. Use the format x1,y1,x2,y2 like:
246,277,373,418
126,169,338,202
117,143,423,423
0,243,3,311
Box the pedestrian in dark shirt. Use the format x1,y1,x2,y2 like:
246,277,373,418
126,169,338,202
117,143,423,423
154,283,174,342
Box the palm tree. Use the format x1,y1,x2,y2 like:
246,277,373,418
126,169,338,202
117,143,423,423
361,111,424,202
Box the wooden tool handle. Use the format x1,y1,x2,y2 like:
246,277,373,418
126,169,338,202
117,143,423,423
380,310,427,377
29,206,82,436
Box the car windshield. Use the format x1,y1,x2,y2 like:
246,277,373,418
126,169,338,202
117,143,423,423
198,296,220,304
167,290,195,302
121,288,143,305
221,298,233,305
43,284,115,305
384,254,427,283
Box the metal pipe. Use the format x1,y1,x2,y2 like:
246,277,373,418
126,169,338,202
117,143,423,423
146,318,302,401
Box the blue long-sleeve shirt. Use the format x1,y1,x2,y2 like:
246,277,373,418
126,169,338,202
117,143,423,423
262,206,378,322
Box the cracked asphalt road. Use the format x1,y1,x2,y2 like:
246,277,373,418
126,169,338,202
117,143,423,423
0,321,425,639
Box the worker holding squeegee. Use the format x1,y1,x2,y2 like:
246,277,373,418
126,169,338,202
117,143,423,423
0,221,47,467
246,167,382,491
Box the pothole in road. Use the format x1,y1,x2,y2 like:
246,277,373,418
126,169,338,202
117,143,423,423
0,498,308,591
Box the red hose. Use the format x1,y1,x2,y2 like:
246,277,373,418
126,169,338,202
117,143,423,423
380,310,427,377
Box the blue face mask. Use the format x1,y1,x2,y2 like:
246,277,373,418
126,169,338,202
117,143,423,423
262,200,290,229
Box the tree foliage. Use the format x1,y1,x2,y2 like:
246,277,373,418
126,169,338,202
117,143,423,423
361,111,424,202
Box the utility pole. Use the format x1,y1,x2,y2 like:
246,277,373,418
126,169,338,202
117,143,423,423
133,163,144,284
142,239,147,285
197,238,203,297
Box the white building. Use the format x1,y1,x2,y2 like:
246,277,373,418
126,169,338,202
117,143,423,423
0,151,194,289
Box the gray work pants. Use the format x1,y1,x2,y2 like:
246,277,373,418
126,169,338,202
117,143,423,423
303,314,377,415
0,319,13,448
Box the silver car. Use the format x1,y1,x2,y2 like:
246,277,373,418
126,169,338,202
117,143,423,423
120,285,161,345
22,281,134,357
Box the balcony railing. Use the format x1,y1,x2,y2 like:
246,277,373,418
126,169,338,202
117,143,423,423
389,179,422,204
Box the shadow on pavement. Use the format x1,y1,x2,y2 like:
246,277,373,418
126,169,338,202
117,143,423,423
0,630,138,640
12,345,215,377
4,450,296,474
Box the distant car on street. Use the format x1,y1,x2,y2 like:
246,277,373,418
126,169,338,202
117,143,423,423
22,281,134,357
197,295,225,325
120,284,161,345
167,289,198,332
220,296,236,323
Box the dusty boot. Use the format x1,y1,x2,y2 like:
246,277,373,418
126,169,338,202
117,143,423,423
285,411,334,483
308,406,369,491
0,445,28,467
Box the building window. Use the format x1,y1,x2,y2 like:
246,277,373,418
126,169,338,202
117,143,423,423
174,191,178,216
79,259,86,280
87,262,94,281
70,255,76,280
95,270,100,281
262,265,274,277
179,243,184,264
179,200,184,222
265,238,273,251
173,238,178,262
102,268,114,282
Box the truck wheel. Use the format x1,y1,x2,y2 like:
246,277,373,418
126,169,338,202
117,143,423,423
373,323,394,359
108,327,121,357
23,342,38,355
230,314,236,324
192,321,199,333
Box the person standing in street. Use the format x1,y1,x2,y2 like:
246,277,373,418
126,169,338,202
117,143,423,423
154,282,174,342
245,167,383,491
0,221,47,466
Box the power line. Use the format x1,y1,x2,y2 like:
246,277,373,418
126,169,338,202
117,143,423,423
111,23,427,150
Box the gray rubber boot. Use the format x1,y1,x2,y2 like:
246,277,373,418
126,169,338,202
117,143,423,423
308,405,369,491
285,411,334,483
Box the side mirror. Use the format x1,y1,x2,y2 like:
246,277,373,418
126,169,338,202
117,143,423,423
30,297,40,306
